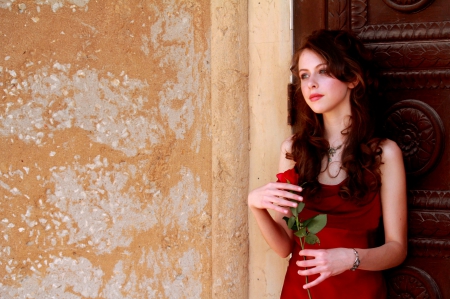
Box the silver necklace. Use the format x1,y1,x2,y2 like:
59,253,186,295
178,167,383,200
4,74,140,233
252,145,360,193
328,144,343,162
327,161,342,178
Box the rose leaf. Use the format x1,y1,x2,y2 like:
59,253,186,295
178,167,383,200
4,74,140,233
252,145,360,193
295,202,305,215
294,227,307,238
305,214,327,234
305,233,320,245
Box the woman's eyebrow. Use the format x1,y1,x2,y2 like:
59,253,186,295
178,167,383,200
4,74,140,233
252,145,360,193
298,63,327,72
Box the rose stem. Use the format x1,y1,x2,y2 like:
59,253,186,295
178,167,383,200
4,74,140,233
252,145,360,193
299,236,312,299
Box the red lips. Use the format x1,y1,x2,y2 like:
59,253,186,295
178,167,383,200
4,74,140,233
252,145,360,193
309,93,323,102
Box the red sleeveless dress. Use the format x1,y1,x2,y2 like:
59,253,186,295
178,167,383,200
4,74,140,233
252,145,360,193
280,178,386,299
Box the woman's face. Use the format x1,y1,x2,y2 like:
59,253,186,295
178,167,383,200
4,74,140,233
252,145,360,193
298,49,355,116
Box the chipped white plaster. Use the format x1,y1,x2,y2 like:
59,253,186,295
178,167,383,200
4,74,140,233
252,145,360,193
1,5,209,147
0,0,15,10
1,163,209,297
0,48,209,154
134,247,203,299
42,162,206,253
163,249,203,298
150,1,209,140
102,260,145,298
0,63,164,157
0,0,89,11
45,156,159,253
162,167,208,231
35,0,90,12
0,256,103,298
0,1,213,297
140,34,150,56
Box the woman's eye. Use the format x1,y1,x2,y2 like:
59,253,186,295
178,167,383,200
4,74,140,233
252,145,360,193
300,73,309,80
319,69,328,74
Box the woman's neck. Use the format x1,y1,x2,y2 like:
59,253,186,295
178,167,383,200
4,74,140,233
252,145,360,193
323,114,350,146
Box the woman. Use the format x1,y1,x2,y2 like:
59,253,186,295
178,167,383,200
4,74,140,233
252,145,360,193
248,30,407,298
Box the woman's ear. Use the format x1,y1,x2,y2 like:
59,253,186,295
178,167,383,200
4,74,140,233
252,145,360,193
348,79,359,89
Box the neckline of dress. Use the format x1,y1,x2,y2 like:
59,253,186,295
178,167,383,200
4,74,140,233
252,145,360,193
319,176,348,187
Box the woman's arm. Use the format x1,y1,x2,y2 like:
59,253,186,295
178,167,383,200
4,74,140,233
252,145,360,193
356,139,408,269
248,136,302,257
296,139,407,288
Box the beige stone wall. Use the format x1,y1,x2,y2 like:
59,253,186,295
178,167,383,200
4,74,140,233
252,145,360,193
248,1,293,298
211,0,249,297
0,0,249,298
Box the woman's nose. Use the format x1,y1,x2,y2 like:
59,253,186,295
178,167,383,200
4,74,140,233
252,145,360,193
307,75,318,89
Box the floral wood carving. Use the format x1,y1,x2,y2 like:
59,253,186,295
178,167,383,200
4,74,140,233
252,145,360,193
327,0,349,30
407,190,450,257
358,22,450,42
382,0,435,13
409,190,450,210
409,210,450,238
380,70,450,90
383,100,445,177
347,0,442,43
350,0,367,32
368,42,450,69
387,266,442,299
409,238,450,258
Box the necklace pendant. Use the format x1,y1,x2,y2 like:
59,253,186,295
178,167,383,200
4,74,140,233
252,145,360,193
328,148,337,157
328,148,336,162
327,144,342,163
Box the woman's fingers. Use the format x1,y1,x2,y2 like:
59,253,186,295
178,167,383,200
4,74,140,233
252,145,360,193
260,197,295,214
303,273,327,289
248,181,303,213
265,203,291,215
271,182,303,193
296,258,317,268
296,263,331,289
297,266,320,276
265,194,301,207
266,184,303,201
295,248,354,288
299,249,322,257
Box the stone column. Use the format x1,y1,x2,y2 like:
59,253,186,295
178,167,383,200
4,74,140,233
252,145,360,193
248,0,293,298
211,0,250,298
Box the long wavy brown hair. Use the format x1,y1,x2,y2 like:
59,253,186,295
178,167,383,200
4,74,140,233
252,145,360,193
289,29,384,205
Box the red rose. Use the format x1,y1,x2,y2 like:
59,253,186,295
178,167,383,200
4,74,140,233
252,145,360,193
276,168,299,185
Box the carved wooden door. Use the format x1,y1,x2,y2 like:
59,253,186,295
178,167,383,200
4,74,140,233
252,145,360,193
291,1,449,298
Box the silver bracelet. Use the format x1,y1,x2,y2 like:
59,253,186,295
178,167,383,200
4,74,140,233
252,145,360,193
350,248,360,271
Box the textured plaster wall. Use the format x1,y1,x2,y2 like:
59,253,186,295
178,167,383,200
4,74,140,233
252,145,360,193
248,1,292,298
0,0,249,298
210,0,249,297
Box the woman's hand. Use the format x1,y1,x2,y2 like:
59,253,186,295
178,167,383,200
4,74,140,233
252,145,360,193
296,248,355,289
248,182,303,215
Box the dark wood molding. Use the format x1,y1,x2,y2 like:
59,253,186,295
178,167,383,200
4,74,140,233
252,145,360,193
381,0,435,13
350,0,368,31
409,211,450,238
409,190,450,210
409,238,450,258
327,0,350,30
358,21,450,42
368,42,450,69
380,70,450,90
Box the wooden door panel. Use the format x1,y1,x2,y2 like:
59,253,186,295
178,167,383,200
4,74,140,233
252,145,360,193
367,0,449,24
293,0,450,297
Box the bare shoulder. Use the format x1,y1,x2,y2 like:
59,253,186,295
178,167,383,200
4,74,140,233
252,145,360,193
279,135,296,172
380,139,403,163
281,134,295,153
